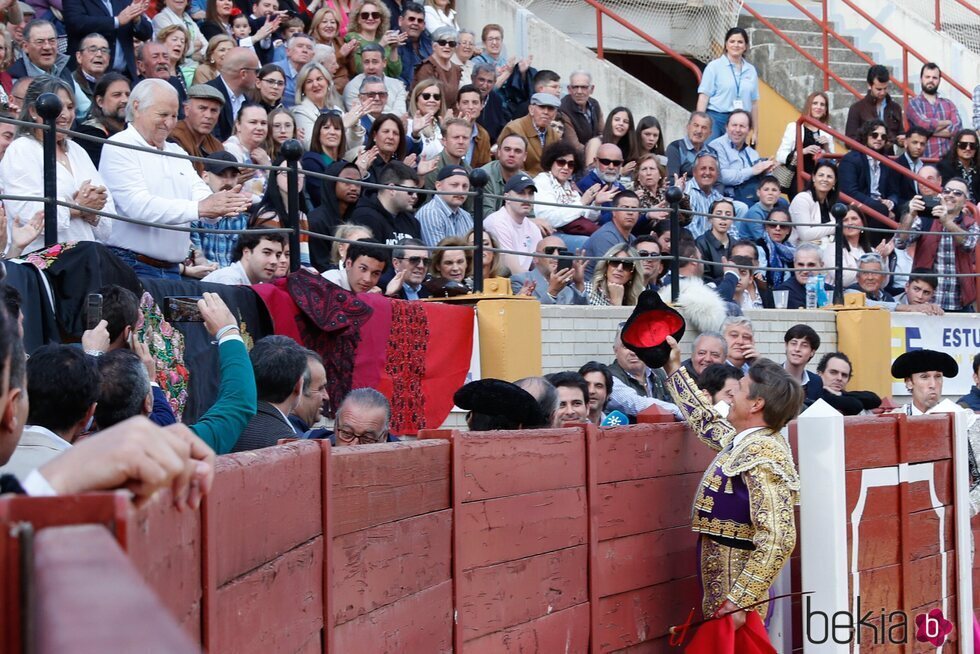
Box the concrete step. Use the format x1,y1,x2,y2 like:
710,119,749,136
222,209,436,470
743,26,858,50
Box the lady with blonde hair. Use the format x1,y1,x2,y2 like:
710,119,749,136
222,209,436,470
585,244,644,306
345,0,402,78
331,223,374,269
466,228,508,282
292,62,362,150
310,6,357,90
153,0,208,66
406,78,447,159
0,28,13,97
431,235,470,284
192,34,234,84
156,24,193,88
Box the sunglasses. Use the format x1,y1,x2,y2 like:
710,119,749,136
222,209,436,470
596,157,624,166
360,90,388,98
359,11,381,19
869,131,887,139
553,158,575,169
543,246,562,254
943,187,966,197
958,141,978,150
400,256,431,266
608,259,635,272
419,92,441,101
767,222,790,229
436,40,458,48
637,250,660,257
404,15,424,22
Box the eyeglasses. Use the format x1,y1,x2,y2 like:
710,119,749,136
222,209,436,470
240,67,261,74
943,187,966,197
359,11,381,19
360,90,388,98
398,255,431,267
596,157,623,166
404,15,424,23
83,46,111,55
419,92,441,101
767,222,790,229
869,131,887,140
261,78,285,87
436,40,457,48
543,246,563,254
637,250,660,257
607,259,635,272
958,141,978,150
553,158,575,169
335,426,388,444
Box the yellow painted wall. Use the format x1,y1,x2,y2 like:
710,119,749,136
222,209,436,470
757,80,800,158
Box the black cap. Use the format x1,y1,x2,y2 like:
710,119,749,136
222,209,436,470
204,151,241,174
436,164,469,181
454,378,547,427
890,349,958,378
503,172,536,194
620,290,686,369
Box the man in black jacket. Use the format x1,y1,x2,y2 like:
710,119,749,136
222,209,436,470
350,161,422,245
63,0,153,80
233,335,306,452
775,243,833,309
559,70,602,146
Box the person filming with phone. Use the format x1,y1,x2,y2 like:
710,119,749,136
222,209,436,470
509,235,587,305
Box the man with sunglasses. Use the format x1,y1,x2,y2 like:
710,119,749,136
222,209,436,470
386,237,431,300
343,43,407,116
838,119,901,228
575,142,625,225
898,176,978,311
396,2,431,89
412,25,461,107
509,235,587,305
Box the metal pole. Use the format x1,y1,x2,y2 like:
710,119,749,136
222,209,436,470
280,139,303,273
831,202,848,305
665,185,683,303
469,168,489,293
35,93,62,248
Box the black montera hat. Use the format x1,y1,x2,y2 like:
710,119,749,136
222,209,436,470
620,290,686,369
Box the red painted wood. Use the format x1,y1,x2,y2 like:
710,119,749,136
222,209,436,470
591,425,717,484
33,525,199,654
455,429,586,502
462,602,590,653
850,507,954,569
457,545,589,642
592,575,702,653
332,579,453,653
843,415,951,470
320,439,334,654
332,509,452,625
330,440,450,536
845,462,952,517
635,405,677,423
594,527,699,598
586,424,601,654
209,441,323,586
456,487,587,571
851,553,954,614
594,473,701,541
212,537,324,654
418,428,454,440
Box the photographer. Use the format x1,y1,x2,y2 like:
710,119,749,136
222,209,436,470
509,236,587,305
716,240,774,310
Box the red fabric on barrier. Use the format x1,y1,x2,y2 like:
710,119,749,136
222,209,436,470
684,613,775,654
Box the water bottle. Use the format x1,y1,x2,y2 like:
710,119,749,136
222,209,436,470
805,277,817,309
815,274,827,307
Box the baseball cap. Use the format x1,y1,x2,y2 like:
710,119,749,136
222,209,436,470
503,172,536,194
204,151,241,174
436,164,468,181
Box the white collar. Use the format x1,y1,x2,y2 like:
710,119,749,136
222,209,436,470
733,426,765,448
23,424,72,450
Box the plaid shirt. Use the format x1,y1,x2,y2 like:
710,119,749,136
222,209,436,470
906,213,980,310
190,213,249,268
907,93,963,159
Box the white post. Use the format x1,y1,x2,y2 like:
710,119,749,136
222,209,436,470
797,399,849,653
952,410,974,654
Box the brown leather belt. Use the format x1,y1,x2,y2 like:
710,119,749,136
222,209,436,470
136,253,178,268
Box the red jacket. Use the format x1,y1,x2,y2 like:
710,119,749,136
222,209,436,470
912,209,976,308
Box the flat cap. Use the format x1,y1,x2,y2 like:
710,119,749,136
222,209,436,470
186,84,226,106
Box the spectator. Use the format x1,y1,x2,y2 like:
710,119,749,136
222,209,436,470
249,64,285,113
343,43,407,116
233,334,308,451
892,125,929,208
906,63,962,160
320,222,373,273
323,237,386,292
844,252,895,304
273,33,314,108
472,23,506,69
223,103,270,198
544,371,589,426
300,112,349,206
465,228,508,281
0,345,99,480
478,132,526,216
310,7,355,92
385,237,431,299
775,243,830,309
514,376,559,427
694,198,735,284
824,204,893,288
816,351,881,416
893,268,944,315
411,26,460,107
789,159,840,247
782,323,822,406
509,235,587,305
417,163,472,245
584,106,636,170
585,243,643,306
264,106,297,160
423,0,456,34
633,154,670,229
452,28,476,84
9,19,72,83
405,77,447,159
192,34,234,85
775,91,836,195
845,64,905,151
721,315,757,373
201,0,234,41
606,324,677,416
352,160,421,244
575,142,626,226
497,92,559,176
249,155,312,265
72,33,111,119
421,118,472,190
63,0,151,81
396,1,430,89
896,176,977,311
308,163,364,269
681,331,727,378
633,115,665,165
838,119,899,227
583,191,638,279
334,387,392,445
345,0,402,79
483,171,540,273
137,42,187,120
157,24,192,91
682,149,733,237
455,84,491,168
698,363,743,406
289,351,329,437
757,207,795,288
469,61,507,140
168,83,226,175
578,361,612,425
665,111,712,181
1,76,113,254
559,70,602,146
428,235,468,288
716,238,773,309
202,231,284,284
937,129,980,202
634,235,663,291
204,46,260,141
289,62,349,150
533,141,610,250
190,152,246,270
709,109,775,206
100,79,251,278
154,0,209,68
696,27,758,143
240,0,284,66
742,175,789,241
362,112,408,180
957,353,980,411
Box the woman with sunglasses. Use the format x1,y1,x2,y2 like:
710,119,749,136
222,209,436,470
292,62,363,151
201,0,234,40
192,34,234,84
775,91,836,195
412,26,462,108
406,78,447,160
789,159,839,247
757,207,795,288
938,129,980,203
344,0,403,79
585,244,644,306
584,106,637,173
534,141,612,251
838,119,900,233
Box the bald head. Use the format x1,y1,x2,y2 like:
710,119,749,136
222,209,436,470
534,235,566,276
221,47,260,92
596,143,623,161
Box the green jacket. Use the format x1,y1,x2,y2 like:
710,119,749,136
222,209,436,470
191,339,256,454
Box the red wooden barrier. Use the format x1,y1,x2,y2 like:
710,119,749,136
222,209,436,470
452,428,591,652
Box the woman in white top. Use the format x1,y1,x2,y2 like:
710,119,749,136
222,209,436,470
822,204,895,288
153,0,208,65
292,61,363,151
424,0,458,35
223,104,271,199
0,76,112,253
788,159,839,248
407,78,446,160
775,91,837,194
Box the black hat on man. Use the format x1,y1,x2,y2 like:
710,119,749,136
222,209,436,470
620,290,686,369
890,349,958,379
454,378,547,430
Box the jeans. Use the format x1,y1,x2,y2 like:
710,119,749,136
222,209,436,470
706,109,731,143
108,246,182,280
556,233,589,252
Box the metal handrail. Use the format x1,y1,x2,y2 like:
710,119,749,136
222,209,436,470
581,0,702,86
934,0,980,30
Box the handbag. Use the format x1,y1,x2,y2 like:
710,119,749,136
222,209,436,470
772,163,795,189
560,217,599,236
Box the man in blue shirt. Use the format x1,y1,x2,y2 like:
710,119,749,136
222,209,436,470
396,2,431,89
584,191,639,278
576,143,626,225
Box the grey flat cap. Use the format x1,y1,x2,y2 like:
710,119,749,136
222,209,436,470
186,84,226,106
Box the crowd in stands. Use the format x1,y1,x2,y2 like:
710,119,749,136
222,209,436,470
0,0,976,500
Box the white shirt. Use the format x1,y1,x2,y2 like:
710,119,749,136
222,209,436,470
100,125,214,262
342,74,408,116
607,376,683,420
220,75,245,121
322,267,352,291
0,137,114,253
484,206,542,274
202,261,252,285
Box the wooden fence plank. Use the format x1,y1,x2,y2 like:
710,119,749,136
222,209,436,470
592,425,718,484
461,602,590,653
844,415,951,470
593,575,702,653
594,474,701,541
850,507,954,569
845,463,952,519
594,527,699,598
